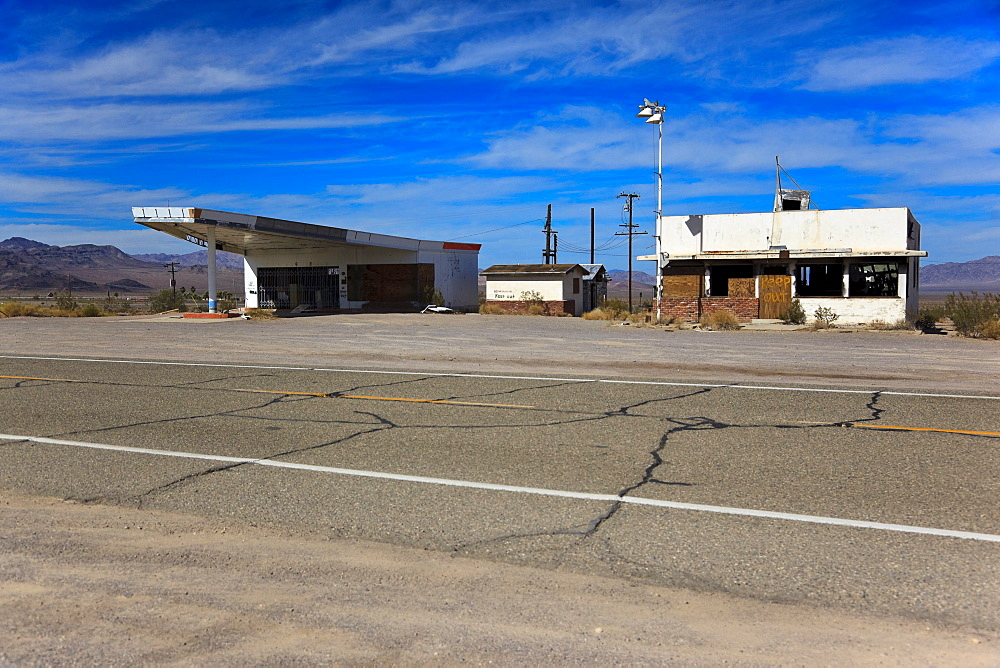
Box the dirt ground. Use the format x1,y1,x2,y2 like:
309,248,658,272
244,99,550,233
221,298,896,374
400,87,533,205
2,492,996,666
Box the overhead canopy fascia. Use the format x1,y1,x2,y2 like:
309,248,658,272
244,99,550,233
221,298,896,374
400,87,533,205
132,207,481,255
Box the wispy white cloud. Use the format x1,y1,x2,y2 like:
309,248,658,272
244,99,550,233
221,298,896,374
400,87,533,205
798,36,1000,91
464,103,1000,189
917,220,1000,263
0,0,843,102
0,102,393,142
0,168,560,241
0,30,279,98
325,174,557,205
0,171,189,220
468,106,641,171
394,0,838,78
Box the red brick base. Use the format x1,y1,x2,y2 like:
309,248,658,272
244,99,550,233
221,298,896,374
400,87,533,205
655,298,700,322
656,297,759,322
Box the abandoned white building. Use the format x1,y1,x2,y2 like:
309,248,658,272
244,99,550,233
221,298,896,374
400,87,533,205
481,264,608,316
132,208,481,312
640,190,927,325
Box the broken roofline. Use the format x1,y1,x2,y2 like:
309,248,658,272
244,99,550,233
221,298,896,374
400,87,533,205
636,249,928,261
131,207,481,254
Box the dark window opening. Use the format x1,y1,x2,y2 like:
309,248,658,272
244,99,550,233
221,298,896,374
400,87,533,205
781,198,802,211
572,277,580,294
708,265,753,297
849,262,898,297
796,263,843,297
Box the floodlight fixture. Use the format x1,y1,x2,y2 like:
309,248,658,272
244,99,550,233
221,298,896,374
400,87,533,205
634,97,667,319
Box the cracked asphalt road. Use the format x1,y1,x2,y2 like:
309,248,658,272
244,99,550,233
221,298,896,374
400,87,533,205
0,314,998,663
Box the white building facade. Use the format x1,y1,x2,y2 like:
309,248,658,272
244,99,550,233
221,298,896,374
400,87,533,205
481,264,595,316
133,208,480,312
644,207,927,325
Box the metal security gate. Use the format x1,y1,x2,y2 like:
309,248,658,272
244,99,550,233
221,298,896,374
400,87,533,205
257,266,340,309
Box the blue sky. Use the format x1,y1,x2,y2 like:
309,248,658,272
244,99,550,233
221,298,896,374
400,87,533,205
0,0,997,268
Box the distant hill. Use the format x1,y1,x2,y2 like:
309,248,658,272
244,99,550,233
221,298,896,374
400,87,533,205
922,256,1000,291
605,269,657,301
131,249,244,270
0,237,52,252
0,238,242,296
606,269,657,284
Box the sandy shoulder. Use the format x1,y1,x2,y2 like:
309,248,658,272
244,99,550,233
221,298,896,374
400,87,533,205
1,491,995,665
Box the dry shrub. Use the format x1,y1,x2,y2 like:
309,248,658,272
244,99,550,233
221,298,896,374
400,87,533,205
583,307,632,321
0,301,77,317
582,308,612,320
526,303,546,316
981,318,1000,340
0,301,39,317
778,298,806,325
478,303,506,315
945,292,1000,338
812,305,840,329
701,309,740,330
868,318,913,331
244,308,277,321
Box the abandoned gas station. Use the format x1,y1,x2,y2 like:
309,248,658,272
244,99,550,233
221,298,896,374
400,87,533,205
132,207,481,313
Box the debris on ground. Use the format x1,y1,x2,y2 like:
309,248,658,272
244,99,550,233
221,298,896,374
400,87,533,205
421,305,458,314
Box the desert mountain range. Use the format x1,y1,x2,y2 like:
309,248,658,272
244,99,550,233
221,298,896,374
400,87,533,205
0,238,243,295
0,237,996,296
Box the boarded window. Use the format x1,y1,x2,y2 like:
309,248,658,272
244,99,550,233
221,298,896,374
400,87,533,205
661,266,703,298
797,263,843,296
573,277,580,294
849,262,898,297
709,265,753,297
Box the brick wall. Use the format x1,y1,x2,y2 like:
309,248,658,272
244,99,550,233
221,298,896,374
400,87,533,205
485,300,573,315
701,298,758,322
655,297,759,322
656,298,700,322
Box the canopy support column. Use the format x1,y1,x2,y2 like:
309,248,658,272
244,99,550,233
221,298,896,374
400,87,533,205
207,226,218,313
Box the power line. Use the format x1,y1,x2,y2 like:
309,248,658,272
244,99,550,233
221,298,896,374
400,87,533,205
448,218,544,240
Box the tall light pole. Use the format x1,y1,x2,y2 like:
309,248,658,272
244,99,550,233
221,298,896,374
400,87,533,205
637,98,665,320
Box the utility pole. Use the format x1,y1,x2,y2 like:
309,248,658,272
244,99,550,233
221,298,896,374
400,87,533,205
615,193,646,313
542,204,558,264
164,262,179,299
590,208,595,265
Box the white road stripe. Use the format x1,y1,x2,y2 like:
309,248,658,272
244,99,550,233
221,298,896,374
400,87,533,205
2,432,998,544
1,354,997,400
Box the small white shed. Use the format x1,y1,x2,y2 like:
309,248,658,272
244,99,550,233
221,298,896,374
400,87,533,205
480,264,591,316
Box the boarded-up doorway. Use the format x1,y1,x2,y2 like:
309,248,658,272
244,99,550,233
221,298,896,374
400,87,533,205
758,267,792,318
347,263,435,304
